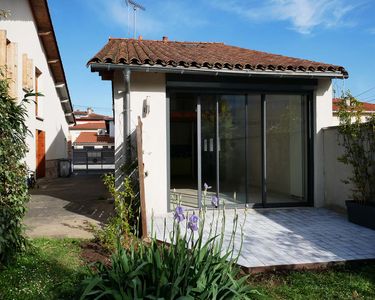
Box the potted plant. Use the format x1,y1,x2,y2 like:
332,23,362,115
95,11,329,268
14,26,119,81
337,92,375,230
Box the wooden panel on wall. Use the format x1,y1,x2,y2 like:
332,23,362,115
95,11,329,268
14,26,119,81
0,30,7,75
22,54,34,91
6,42,18,99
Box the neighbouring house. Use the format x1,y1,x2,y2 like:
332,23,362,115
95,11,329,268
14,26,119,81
87,36,348,216
70,108,114,172
0,0,75,178
331,98,375,125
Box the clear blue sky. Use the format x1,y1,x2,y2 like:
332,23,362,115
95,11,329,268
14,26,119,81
49,0,375,115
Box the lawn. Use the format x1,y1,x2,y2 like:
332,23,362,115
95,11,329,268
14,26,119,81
250,263,375,300
0,238,87,300
0,238,374,299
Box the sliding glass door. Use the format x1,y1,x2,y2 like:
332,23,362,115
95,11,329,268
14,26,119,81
169,92,310,209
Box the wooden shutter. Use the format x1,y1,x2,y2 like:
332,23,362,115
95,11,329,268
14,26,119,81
6,42,18,99
0,30,6,76
22,54,34,91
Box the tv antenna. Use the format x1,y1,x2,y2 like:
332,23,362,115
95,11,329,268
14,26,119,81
124,0,146,38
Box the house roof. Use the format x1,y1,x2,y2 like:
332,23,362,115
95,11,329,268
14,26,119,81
75,132,114,144
28,0,75,124
88,38,348,78
75,113,113,121
69,121,106,130
332,98,375,112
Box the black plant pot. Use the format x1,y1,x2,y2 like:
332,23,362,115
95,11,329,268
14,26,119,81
345,200,375,230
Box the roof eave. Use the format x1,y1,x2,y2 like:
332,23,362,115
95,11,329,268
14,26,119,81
89,63,348,79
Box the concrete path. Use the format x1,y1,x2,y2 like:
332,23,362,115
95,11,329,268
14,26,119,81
151,207,375,271
25,173,113,239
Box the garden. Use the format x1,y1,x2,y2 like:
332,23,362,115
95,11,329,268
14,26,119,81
1,68,375,299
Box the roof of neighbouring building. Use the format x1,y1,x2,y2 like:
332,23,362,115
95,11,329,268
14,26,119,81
69,121,107,130
88,38,348,78
75,132,114,144
73,110,113,121
332,98,375,112
29,0,75,124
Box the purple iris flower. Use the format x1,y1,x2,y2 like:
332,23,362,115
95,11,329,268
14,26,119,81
188,214,199,231
211,195,219,208
174,206,185,223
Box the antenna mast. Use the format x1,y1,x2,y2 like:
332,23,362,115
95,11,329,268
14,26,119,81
124,0,146,38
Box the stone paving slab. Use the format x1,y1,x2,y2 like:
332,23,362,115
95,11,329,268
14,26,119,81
149,208,375,269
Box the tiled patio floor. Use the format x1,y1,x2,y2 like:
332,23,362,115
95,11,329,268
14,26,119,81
149,208,375,271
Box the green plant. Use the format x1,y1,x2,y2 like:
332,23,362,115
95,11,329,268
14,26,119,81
337,92,375,203
80,207,258,299
0,69,35,264
95,173,139,250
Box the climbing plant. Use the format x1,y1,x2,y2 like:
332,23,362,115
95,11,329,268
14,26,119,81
337,91,375,203
0,69,33,264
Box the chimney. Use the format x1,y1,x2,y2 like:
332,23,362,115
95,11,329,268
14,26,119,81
87,107,93,115
138,35,143,41
162,36,168,42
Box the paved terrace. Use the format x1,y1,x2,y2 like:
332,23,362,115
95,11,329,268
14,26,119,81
149,208,375,272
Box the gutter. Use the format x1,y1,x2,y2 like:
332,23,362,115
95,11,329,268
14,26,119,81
123,68,131,162
90,63,347,79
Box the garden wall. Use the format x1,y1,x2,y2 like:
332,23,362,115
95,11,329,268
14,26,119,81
322,126,353,210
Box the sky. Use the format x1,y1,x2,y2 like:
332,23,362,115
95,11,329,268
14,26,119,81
49,0,375,115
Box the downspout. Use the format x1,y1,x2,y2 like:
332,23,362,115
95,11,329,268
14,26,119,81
123,68,131,165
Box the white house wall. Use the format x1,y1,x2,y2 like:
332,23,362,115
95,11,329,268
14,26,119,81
314,78,334,207
130,72,168,215
1,0,70,177
113,71,168,215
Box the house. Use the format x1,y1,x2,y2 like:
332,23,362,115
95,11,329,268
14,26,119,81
332,98,375,125
69,108,114,171
0,0,75,178
87,37,348,215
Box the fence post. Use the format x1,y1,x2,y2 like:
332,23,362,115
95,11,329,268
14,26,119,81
136,116,147,238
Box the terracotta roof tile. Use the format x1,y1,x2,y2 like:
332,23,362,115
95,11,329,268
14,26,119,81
69,122,106,130
75,132,114,144
332,98,375,112
88,38,348,78
75,113,113,121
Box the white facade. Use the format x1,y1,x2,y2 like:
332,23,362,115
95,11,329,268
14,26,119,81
0,0,73,177
111,70,336,215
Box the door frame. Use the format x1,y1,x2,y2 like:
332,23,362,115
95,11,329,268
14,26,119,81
168,90,314,210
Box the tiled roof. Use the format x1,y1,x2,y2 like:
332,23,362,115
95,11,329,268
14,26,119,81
76,113,113,121
88,38,348,78
75,132,114,144
333,98,375,112
69,122,106,130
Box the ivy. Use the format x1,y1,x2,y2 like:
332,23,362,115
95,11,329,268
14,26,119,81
337,91,375,203
0,69,32,264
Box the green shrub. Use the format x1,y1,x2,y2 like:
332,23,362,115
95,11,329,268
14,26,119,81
81,207,258,299
94,174,139,250
0,70,34,264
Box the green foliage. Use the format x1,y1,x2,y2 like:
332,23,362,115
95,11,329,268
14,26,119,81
95,173,139,250
337,92,375,203
0,238,88,299
80,208,258,299
0,70,31,264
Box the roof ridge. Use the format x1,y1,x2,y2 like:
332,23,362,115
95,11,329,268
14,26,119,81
108,37,224,45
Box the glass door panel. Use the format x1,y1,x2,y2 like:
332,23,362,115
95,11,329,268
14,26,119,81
218,95,247,205
247,95,262,204
201,95,217,206
266,94,307,204
170,93,198,208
